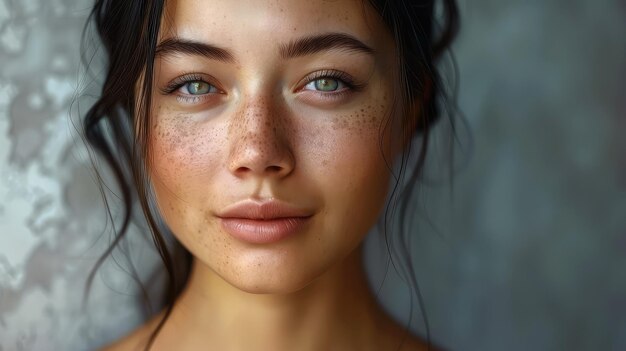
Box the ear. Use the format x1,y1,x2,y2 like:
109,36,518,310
399,76,433,151
400,98,421,151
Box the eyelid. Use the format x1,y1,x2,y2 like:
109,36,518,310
160,73,223,95
160,69,365,106
297,69,364,92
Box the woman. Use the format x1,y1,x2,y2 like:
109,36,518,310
84,0,459,349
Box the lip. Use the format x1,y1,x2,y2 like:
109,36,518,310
217,199,314,244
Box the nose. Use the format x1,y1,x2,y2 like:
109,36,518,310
227,98,295,180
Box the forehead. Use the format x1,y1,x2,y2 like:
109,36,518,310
159,0,394,57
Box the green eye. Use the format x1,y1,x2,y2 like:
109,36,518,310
314,78,339,91
304,77,346,92
185,81,213,95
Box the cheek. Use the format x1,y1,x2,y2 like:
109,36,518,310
312,99,393,180
303,101,393,240
148,110,225,224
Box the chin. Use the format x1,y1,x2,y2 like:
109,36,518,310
224,272,314,295
217,255,328,295
231,280,306,295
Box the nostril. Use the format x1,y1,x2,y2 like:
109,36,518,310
266,165,283,173
234,166,251,174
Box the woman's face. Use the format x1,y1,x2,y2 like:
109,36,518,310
148,0,405,293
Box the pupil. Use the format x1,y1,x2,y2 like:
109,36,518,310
189,81,209,94
315,78,338,91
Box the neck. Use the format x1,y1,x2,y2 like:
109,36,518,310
160,245,393,351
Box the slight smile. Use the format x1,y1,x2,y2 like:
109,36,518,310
217,199,314,244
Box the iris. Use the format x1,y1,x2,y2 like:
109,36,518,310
314,78,339,91
187,81,212,95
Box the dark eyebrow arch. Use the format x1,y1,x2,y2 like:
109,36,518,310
156,37,236,63
279,32,375,59
155,32,374,63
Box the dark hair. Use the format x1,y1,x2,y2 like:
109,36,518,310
82,0,459,349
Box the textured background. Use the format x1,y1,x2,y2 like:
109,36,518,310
1,0,625,350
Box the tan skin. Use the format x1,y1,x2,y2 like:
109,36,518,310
103,0,429,350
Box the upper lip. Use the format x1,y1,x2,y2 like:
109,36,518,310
217,199,314,220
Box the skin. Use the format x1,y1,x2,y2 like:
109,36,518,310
104,0,428,350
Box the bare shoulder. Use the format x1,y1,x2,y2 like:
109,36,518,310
377,315,445,351
98,327,150,351
385,331,440,351
98,314,164,351
396,333,445,351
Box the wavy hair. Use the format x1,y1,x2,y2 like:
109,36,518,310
81,0,460,349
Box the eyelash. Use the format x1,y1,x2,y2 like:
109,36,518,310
161,73,220,104
299,69,365,101
161,70,364,104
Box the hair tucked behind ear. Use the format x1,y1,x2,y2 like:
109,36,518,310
81,0,459,350
365,0,459,349
82,0,190,348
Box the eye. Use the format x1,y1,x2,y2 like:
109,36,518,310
160,73,223,98
180,80,219,95
297,70,365,100
303,77,346,92
160,74,224,105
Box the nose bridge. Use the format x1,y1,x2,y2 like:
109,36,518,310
227,93,295,178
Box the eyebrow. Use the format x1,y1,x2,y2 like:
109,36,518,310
279,32,375,59
155,32,375,63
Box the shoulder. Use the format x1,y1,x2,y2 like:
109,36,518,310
376,316,445,351
386,332,440,351
98,314,164,351
395,334,447,351
98,329,149,351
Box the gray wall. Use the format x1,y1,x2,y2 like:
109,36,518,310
0,0,625,350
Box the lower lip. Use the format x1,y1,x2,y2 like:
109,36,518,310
219,216,311,244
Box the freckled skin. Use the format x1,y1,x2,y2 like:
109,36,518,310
150,55,402,294
108,0,429,350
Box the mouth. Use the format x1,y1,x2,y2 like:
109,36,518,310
217,199,314,244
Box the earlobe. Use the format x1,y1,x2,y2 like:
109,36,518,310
401,98,421,150
401,76,433,150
